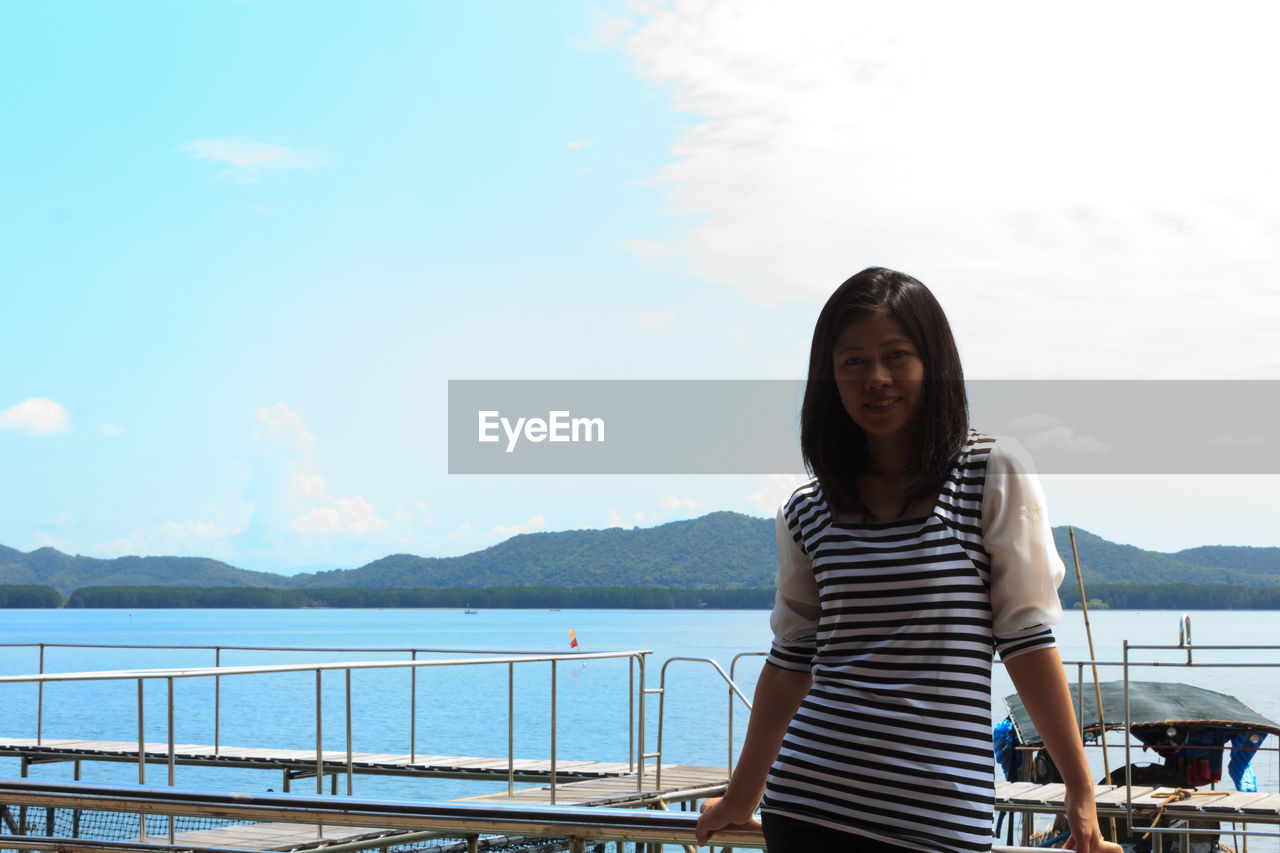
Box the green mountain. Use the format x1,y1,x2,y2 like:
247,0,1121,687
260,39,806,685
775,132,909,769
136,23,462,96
4,514,1280,596
1051,529,1280,587
0,547,289,596
287,511,774,590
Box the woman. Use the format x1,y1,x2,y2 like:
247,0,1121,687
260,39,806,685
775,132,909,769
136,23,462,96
695,268,1114,852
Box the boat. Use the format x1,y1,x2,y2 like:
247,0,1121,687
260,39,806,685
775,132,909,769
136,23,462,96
995,680,1280,851
464,605,478,614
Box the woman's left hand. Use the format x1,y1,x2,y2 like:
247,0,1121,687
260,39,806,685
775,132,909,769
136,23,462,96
695,796,762,846
1059,787,1122,853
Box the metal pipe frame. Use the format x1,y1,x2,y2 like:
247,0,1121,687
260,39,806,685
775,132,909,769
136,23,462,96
727,652,765,775
2,642,627,656
0,650,653,685
654,657,754,788
0,778,1114,853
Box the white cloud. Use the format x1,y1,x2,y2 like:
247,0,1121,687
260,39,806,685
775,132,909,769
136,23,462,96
1208,432,1266,447
566,140,595,149
745,474,808,514
91,531,146,558
180,137,328,180
622,1,1280,377
1009,413,1108,454
620,238,683,260
254,403,317,455
27,532,79,553
632,310,678,331
85,505,249,559
96,423,125,436
149,518,244,552
575,9,636,50
290,472,328,497
607,508,625,528
444,521,473,542
660,493,700,513
1,398,70,434
493,514,547,537
290,495,387,535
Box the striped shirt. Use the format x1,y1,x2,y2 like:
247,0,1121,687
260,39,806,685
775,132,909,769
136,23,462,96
760,432,1064,852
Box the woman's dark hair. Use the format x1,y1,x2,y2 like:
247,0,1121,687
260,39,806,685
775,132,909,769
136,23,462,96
800,267,968,516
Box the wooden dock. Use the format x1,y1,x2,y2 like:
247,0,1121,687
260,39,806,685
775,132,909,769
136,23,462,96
1,738,730,851
996,780,1280,823
0,737,635,784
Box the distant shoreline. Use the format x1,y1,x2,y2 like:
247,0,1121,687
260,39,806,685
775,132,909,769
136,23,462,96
5,583,1280,610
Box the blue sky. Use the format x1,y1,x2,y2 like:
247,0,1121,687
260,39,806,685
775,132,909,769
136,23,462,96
3,1,1279,574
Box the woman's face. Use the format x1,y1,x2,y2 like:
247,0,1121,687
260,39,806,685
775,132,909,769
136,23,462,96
831,311,925,442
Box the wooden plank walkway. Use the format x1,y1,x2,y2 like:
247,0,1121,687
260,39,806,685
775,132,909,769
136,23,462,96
464,764,729,809
143,821,412,851
124,763,729,851
0,737,633,782
995,781,1280,823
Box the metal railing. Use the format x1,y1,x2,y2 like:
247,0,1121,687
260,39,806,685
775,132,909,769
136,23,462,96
0,648,653,807
652,658,755,790
0,776,1084,853
0,642,631,762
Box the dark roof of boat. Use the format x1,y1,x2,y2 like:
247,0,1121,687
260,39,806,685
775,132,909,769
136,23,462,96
1004,680,1280,746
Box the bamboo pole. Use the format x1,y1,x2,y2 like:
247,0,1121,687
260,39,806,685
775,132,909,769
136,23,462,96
1070,526,1118,840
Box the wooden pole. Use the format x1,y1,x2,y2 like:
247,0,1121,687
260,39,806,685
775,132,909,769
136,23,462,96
1070,527,1118,840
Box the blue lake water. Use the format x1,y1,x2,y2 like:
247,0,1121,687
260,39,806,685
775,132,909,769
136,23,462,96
3,607,1280,841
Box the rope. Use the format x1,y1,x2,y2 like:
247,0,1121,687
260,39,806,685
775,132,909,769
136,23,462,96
1140,788,1223,840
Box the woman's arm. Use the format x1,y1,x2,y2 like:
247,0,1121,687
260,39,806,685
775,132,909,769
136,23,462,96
694,662,812,845
1005,646,1118,853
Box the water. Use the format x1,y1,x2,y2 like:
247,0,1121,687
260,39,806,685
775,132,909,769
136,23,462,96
3,608,1279,843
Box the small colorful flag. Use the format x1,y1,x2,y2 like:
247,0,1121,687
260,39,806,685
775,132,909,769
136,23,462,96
569,628,578,649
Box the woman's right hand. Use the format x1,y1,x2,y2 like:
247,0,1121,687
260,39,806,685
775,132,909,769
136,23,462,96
694,796,762,846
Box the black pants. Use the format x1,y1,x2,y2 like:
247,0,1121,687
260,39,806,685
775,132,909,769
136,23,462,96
761,813,920,853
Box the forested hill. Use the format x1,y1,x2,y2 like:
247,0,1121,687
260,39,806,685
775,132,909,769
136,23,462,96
288,511,773,590
3,512,1280,595
0,546,288,596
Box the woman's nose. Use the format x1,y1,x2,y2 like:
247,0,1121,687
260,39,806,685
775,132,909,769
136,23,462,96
864,359,891,387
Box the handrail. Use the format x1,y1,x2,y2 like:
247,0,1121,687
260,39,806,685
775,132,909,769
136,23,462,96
654,656,754,789
0,650,650,683
0,777,1065,852
728,652,766,774
0,642,603,655
1,649,651,804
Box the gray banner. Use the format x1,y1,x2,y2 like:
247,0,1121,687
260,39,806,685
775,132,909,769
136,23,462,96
448,380,1280,475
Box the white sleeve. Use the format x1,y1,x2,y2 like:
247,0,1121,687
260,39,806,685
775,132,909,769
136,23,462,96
766,506,821,671
982,437,1065,657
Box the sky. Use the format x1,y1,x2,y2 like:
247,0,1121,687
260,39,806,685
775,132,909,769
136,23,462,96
2,1,1279,575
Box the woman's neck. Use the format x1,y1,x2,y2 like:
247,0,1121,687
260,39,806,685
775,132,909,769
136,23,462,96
864,431,917,475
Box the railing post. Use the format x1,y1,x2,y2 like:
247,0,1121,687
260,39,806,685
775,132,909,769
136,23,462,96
315,669,324,796
637,654,646,791
629,655,635,772
137,677,146,843
1076,663,1085,740
550,659,558,805
345,668,354,796
37,643,44,746
136,679,145,784
214,647,221,756
410,650,417,764
508,661,515,796
167,676,175,843
1123,640,1132,829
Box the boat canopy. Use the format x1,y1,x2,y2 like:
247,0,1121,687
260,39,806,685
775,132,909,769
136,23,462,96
1004,680,1280,746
